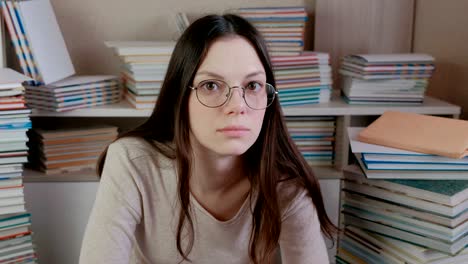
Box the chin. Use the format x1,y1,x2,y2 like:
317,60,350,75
212,142,253,157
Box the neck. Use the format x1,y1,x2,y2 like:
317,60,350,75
190,147,247,194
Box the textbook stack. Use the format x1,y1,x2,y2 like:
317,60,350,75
1,0,120,112
236,6,307,56
286,116,335,167
348,111,468,179
237,7,332,106
105,41,176,110
348,127,468,180
0,69,38,263
336,165,468,264
336,112,468,263
272,52,332,106
26,126,118,175
339,54,435,105
24,76,120,112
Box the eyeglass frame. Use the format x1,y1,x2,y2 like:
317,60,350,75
188,79,279,110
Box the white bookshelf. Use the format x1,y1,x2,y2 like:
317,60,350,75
25,95,461,182
30,95,461,117
22,166,345,182
23,168,99,182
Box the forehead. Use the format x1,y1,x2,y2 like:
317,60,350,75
196,36,265,78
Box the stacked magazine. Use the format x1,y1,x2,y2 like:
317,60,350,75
1,0,120,112
339,54,435,105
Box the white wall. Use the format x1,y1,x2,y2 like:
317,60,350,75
24,182,99,264
24,179,340,264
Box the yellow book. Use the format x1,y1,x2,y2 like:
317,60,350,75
358,111,468,159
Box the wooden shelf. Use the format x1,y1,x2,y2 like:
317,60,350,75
30,95,461,118
25,95,461,182
312,166,344,179
23,168,100,182
22,166,342,182
30,100,152,118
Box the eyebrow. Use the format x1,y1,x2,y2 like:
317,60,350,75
195,70,266,80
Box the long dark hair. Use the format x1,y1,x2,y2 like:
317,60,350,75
98,14,336,263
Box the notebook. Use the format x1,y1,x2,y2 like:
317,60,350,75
18,0,75,84
0,68,32,88
358,111,468,159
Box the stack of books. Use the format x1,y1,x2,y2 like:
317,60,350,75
348,111,468,179
238,7,332,106
348,127,468,179
0,69,38,262
27,126,118,175
105,41,176,110
285,116,335,166
24,76,120,112
272,52,332,106
337,111,468,263
339,54,435,105
337,165,468,263
2,0,120,112
236,6,308,56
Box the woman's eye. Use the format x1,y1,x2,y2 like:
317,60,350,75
202,82,219,91
246,82,262,91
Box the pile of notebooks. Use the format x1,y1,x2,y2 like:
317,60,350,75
1,0,120,112
238,6,332,106
236,6,308,56
337,165,468,263
24,76,120,112
285,116,335,166
348,111,468,179
339,54,435,105
272,52,332,106
337,111,468,263
0,69,38,262
27,126,118,175
105,41,175,110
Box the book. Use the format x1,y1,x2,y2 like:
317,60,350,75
358,111,468,159
0,234,32,249
349,127,468,179
343,53,435,65
344,165,468,206
0,2,30,78
342,177,467,218
342,203,467,241
32,126,118,139
0,242,35,261
0,186,24,199
342,190,467,228
0,225,30,241
175,12,190,36
341,226,468,264
105,41,176,56
0,69,32,89
17,0,75,84
343,213,468,255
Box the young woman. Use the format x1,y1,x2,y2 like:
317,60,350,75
80,14,336,264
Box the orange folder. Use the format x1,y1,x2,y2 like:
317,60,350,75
358,111,468,159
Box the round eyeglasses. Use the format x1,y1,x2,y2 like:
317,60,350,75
189,79,278,110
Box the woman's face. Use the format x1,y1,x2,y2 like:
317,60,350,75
188,36,267,157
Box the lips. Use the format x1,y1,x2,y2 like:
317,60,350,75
217,126,250,137
218,126,250,132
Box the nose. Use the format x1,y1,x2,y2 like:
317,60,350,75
225,87,246,113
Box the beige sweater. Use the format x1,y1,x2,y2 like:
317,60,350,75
79,137,329,264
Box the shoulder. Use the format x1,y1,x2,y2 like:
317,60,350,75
104,137,176,184
277,179,314,220
107,137,174,166
103,137,177,194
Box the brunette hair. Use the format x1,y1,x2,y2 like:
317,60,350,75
98,14,336,264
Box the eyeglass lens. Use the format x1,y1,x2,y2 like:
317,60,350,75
195,79,276,109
